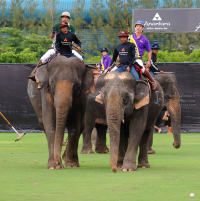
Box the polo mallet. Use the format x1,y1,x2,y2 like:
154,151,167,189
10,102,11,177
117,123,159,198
154,72,175,74
0,112,26,142
72,43,85,54
48,0,54,27
104,63,117,75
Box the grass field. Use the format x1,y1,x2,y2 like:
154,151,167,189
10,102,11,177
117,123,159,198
0,132,200,201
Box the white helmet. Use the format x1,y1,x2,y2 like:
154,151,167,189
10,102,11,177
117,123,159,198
60,11,70,19
134,59,144,68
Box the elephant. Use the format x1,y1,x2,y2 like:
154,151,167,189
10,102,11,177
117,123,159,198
148,73,181,152
27,56,96,169
100,71,164,172
81,73,181,156
81,75,109,154
155,73,181,147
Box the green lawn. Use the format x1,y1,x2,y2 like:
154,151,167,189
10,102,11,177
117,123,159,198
0,132,200,201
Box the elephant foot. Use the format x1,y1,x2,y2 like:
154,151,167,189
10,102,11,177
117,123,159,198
62,151,80,167
46,160,55,169
46,161,64,169
117,161,123,169
148,148,156,154
64,161,80,168
55,163,64,169
112,166,117,173
137,162,150,168
95,146,109,153
121,163,138,172
80,148,94,154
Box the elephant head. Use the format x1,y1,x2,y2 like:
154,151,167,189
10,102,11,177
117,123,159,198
100,71,150,172
35,56,96,94
156,74,181,149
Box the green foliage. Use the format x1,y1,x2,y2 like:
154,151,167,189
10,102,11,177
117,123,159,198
188,49,200,62
0,48,37,63
87,50,200,63
85,55,102,63
0,27,53,63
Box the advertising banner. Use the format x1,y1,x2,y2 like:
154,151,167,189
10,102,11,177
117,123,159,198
0,63,200,132
133,8,200,33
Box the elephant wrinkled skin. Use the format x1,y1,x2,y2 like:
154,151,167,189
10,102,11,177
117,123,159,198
100,72,164,172
28,56,95,169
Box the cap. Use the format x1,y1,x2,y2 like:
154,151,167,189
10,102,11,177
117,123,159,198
60,11,70,19
101,47,108,52
151,43,160,50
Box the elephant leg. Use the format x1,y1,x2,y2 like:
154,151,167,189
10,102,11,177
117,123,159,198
95,124,109,153
147,132,156,154
81,123,95,154
62,110,82,168
138,125,154,168
121,107,148,171
117,123,126,169
41,91,57,169
91,128,97,147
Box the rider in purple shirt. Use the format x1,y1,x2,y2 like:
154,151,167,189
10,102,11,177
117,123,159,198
133,34,151,59
131,21,151,68
97,48,112,72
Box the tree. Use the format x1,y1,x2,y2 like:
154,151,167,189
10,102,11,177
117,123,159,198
0,0,7,26
21,0,39,33
100,0,127,55
0,27,52,63
71,0,87,57
86,0,106,57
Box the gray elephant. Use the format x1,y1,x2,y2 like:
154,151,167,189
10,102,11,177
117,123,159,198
155,73,181,146
27,56,95,169
100,71,164,172
148,73,181,153
81,75,109,154
82,73,181,156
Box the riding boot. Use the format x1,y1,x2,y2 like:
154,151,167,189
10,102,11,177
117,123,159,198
28,60,42,82
143,69,157,90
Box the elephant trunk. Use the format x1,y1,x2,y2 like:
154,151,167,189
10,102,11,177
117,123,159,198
168,95,181,148
106,91,124,173
54,81,73,164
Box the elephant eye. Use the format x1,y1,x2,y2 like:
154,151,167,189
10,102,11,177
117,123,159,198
123,93,130,105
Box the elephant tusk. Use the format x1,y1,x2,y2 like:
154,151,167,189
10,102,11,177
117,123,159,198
122,119,124,123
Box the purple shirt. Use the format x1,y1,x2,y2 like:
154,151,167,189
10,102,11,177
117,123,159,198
98,55,112,71
133,34,151,58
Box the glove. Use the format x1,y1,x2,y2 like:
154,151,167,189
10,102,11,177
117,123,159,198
52,27,56,34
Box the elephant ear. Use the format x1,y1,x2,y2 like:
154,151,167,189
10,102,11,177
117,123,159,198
35,64,49,89
83,65,100,94
134,80,150,109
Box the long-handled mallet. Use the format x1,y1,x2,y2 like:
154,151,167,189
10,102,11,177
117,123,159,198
0,112,26,142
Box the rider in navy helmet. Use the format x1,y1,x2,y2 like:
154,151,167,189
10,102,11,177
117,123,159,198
151,43,160,50
101,47,108,52
97,47,111,72
149,43,164,77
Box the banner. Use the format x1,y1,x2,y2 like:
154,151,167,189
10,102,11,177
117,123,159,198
0,63,200,132
133,8,200,33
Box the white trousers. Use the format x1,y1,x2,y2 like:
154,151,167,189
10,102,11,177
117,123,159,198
40,49,83,64
72,50,83,60
40,49,55,63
